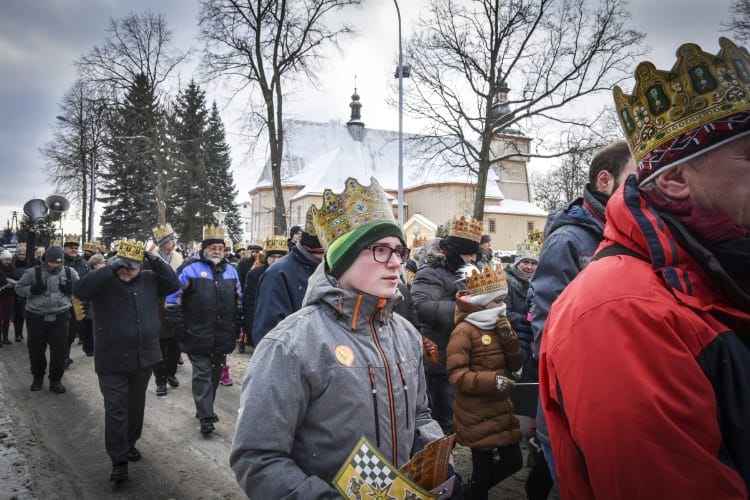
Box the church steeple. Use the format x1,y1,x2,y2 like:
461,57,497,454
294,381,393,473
346,78,365,141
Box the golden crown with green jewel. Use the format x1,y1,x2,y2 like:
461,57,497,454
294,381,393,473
264,235,288,254
310,177,398,249
117,239,145,262
614,37,750,169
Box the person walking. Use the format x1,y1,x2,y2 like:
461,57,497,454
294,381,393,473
165,225,242,435
11,243,29,342
14,246,78,393
0,249,18,346
74,239,179,483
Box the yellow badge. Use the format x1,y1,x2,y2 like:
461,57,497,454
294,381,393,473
481,334,492,345
200,271,208,278
335,345,355,367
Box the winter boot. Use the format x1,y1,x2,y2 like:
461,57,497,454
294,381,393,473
220,364,233,386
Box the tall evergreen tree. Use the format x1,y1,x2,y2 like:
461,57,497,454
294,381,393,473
99,73,160,242
204,101,242,243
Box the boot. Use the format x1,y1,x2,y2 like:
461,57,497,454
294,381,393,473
220,364,233,386
1,328,10,345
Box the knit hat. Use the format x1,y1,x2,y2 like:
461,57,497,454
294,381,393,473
514,255,539,267
310,177,405,278
0,250,11,261
614,38,750,185
45,246,64,264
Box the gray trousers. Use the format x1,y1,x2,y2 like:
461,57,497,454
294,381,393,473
188,353,225,420
97,367,152,465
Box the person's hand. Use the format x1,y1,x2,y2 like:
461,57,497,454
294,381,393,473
30,281,46,295
496,315,515,341
110,257,130,272
495,374,516,395
144,251,159,264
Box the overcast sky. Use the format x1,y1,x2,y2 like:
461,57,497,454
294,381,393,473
0,0,733,235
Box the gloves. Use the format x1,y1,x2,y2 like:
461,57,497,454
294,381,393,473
496,315,515,341
30,281,47,295
110,257,130,272
59,280,73,295
495,374,516,395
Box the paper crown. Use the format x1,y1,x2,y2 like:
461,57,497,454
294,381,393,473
264,235,288,255
152,223,176,244
117,239,145,262
465,264,507,296
64,234,80,245
16,243,27,251
83,241,100,253
448,215,482,243
50,239,62,247
304,205,317,234
614,37,750,180
310,177,399,249
516,229,544,258
202,225,226,242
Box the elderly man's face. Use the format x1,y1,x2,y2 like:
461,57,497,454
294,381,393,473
679,135,750,229
203,243,225,264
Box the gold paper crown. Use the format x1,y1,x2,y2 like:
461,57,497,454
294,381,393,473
310,177,399,249
465,264,507,296
50,239,62,247
152,223,175,244
83,241,100,253
614,37,750,164
202,225,226,242
64,234,80,245
304,205,317,234
117,239,145,262
516,230,543,258
16,243,27,251
265,235,288,254
448,215,482,243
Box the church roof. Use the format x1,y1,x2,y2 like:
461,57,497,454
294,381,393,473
484,199,548,217
254,119,505,198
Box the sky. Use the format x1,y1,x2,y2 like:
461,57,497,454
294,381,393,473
0,0,735,236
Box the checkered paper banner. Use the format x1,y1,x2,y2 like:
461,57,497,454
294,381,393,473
334,436,437,500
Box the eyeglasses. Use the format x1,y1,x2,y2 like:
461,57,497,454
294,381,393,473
365,245,411,264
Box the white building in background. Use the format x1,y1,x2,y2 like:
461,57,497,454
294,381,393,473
246,88,547,252
236,200,253,247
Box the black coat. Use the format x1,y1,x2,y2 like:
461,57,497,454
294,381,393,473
242,264,268,341
0,262,18,297
73,255,179,374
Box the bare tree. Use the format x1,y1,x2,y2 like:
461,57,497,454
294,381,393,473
724,0,750,43
76,11,189,223
41,80,108,241
197,0,358,235
402,0,645,220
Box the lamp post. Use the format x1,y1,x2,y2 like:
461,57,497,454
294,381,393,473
393,0,409,227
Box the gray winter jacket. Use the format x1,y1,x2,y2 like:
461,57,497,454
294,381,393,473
15,263,79,316
230,264,443,499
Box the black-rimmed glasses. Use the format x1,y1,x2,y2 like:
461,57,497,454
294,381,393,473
365,245,411,264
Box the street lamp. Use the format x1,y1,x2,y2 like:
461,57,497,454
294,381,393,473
393,0,411,227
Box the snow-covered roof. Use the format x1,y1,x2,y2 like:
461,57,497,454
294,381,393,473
255,120,492,194
483,199,548,217
404,213,438,231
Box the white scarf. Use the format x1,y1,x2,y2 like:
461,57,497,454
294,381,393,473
464,303,506,330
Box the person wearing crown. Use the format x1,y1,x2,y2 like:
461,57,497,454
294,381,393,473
539,38,750,498
250,207,325,346
410,213,482,435
164,225,242,435
62,235,90,365
446,264,523,499
241,235,287,348
230,177,449,498
74,239,179,483
149,223,183,397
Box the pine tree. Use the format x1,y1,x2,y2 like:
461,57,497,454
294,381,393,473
204,101,242,243
99,73,160,242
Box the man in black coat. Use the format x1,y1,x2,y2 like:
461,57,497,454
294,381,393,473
73,240,179,484
62,237,90,364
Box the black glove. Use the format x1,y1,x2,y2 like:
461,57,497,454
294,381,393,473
59,281,73,295
110,257,130,272
30,281,47,295
144,251,159,264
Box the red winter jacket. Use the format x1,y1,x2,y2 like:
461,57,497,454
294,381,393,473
539,177,750,499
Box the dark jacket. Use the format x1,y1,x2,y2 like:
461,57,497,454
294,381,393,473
539,176,750,499
410,251,465,375
0,262,18,297
73,255,179,374
251,244,319,345
64,253,89,278
242,263,268,341
165,258,242,355
393,281,420,330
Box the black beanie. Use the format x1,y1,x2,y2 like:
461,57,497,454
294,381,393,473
45,246,64,264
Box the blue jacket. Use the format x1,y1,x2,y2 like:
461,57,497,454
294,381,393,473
530,185,607,444
165,258,242,355
251,245,320,345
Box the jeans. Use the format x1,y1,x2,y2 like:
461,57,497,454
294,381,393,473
540,439,558,488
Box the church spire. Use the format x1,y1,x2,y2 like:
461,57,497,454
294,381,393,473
346,76,365,141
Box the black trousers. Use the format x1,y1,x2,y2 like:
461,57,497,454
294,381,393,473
26,311,69,383
66,314,83,358
79,318,93,355
97,367,152,465
153,337,180,384
469,443,523,500
12,295,25,338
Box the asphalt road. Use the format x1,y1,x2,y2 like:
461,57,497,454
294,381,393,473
0,334,540,499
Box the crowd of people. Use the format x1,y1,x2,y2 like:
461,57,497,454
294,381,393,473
1,37,748,498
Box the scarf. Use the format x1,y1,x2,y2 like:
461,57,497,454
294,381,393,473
464,304,507,330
